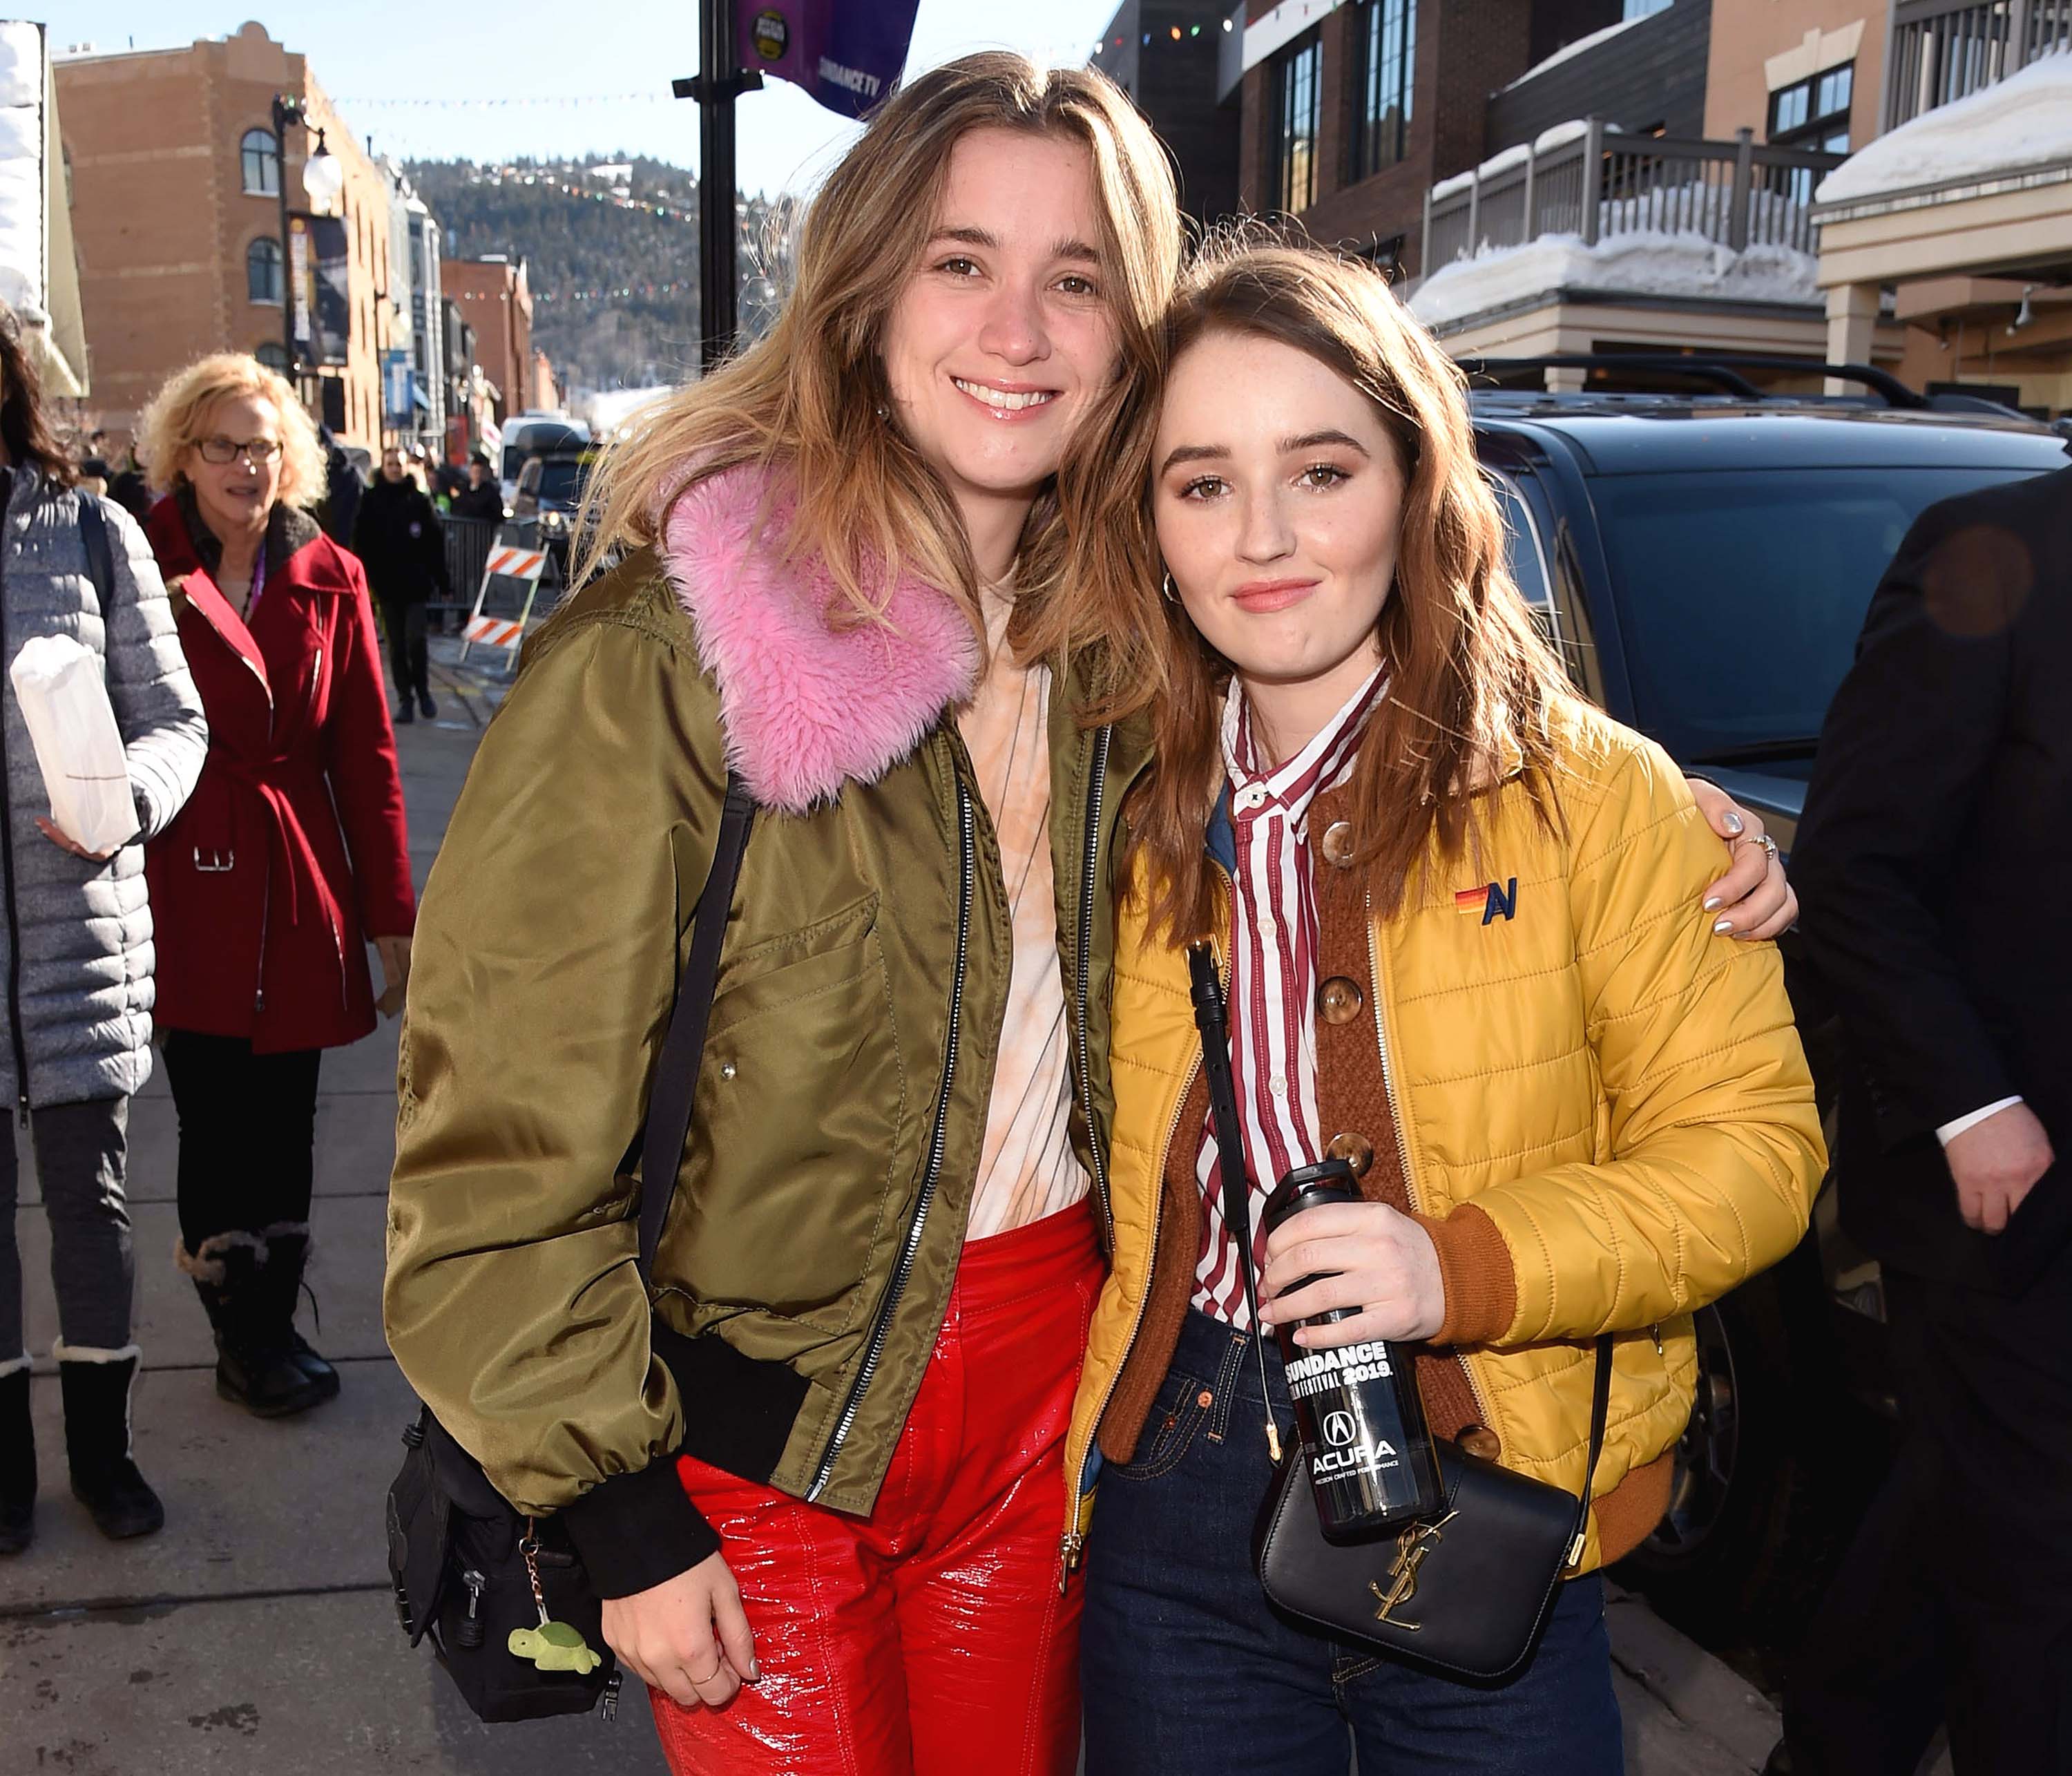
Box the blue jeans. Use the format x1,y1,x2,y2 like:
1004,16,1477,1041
1081,1310,1624,1776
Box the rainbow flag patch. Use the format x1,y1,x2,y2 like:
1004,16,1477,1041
1455,879,1519,924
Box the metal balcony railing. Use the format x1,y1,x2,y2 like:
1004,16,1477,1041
1419,122,1848,279
1886,0,2072,131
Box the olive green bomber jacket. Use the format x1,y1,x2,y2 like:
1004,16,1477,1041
382,465,1150,1597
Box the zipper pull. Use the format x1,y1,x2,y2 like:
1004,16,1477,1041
1057,1530,1085,1594
455,1568,488,1649
1651,1324,1664,1357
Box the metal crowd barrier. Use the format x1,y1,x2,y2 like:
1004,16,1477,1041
434,514,499,629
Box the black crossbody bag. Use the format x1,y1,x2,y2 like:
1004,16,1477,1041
385,777,757,1724
1185,944,1612,1685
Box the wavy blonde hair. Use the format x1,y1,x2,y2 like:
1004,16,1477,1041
575,52,1182,674
1123,239,1573,939
137,352,327,510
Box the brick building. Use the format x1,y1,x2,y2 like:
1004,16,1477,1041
54,22,395,452
1230,0,1634,274
441,255,533,428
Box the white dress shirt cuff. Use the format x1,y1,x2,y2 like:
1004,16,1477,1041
1935,1096,2026,1147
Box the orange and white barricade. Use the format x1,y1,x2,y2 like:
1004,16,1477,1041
458,541,550,664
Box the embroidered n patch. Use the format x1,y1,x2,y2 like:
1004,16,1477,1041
1455,879,1519,924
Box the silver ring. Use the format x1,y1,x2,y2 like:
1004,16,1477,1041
1740,832,1780,863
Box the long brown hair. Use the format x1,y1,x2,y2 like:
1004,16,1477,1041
575,52,1181,676
0,301,78,488
1126,241,1573,942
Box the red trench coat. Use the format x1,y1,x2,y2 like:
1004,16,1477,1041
143,497,415,1053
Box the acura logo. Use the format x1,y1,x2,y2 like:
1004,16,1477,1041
1323,1410,1356,1447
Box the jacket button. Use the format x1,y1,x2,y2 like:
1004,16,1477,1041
1325,1132,1374,1176
1318,821,1356,868
1318,976,1364,1024
1459,1425,1502,1461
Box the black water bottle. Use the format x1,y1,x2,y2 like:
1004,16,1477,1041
1263,1158,1444,1538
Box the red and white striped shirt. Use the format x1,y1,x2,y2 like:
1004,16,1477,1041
1194,665,1388,1326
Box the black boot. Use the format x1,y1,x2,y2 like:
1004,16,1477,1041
0,1357,33,1555
56,1346,164,1540
180,1235,325,1418
257,1222,339,1405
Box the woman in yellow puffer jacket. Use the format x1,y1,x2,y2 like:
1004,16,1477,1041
1068,240,1827,1775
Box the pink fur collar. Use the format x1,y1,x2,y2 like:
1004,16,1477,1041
660,465,981,815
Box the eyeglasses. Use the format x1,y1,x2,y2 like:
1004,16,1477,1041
196,437,283,466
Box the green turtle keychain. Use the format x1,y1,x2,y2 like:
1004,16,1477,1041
508,1519,604,1676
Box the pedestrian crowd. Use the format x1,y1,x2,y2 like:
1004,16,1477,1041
3,49,2064,1776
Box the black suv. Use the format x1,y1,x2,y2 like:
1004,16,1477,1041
1466,359,2067,1645
510,450,593,580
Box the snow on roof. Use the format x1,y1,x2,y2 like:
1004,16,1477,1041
1502,15,1644,90
1409,229,1819,330
1817,50,2072,205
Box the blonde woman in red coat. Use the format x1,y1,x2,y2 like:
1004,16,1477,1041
137,354,416,1420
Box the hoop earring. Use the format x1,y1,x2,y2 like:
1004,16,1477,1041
1161,569,1178,604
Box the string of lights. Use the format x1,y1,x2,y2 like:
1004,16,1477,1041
430,170,708,224
534,280,700,305
336,92,672,108
1091,14,1239,55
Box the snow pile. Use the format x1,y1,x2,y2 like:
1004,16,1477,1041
1534,120,1592,156
1817,50,2072,204
1428,122,1618,203
0,23,36,107
0,22,44,323
1502,15,1644,90
1410,229,1819,328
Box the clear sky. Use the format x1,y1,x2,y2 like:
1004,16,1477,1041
41,1,1131,196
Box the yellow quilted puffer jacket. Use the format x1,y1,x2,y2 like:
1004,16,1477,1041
1063,701,1826,1576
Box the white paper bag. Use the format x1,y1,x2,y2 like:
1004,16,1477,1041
8,635,138,857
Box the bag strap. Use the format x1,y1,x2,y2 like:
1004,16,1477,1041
79,494,115,612
636,773,757,1281
1186,942,1614,1552
1566,1331,1615,1568
1187,941,1272,1343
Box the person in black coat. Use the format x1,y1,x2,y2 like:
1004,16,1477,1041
448,452,504,525
351,447,451,723
318,428,364,546
1779,460,2072,1776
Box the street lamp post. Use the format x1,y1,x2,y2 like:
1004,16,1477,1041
267,95,345,384
672,0,762,375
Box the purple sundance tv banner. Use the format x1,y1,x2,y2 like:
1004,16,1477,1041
738,0,921,120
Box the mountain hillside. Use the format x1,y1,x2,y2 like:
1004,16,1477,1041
407,157,795,394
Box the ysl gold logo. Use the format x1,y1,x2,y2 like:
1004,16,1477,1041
1368,1510,1458,1630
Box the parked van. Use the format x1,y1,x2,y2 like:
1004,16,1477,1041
499,414,589,504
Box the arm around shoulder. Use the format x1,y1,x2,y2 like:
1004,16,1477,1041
1435,734,1825,1347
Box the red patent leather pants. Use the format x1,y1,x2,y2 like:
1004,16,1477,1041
651,1199,1102,1776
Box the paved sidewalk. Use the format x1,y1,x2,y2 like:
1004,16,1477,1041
1,641,1785,1774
